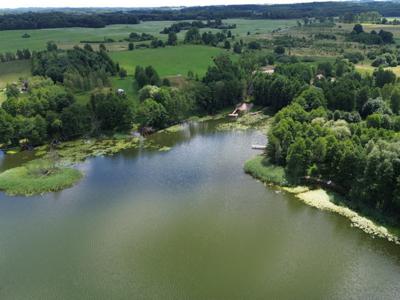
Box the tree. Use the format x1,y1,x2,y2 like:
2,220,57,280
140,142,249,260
356,86,370,112
286,137,308,179
134,65,161,88
119,68,127,79
60,103,91,139
224,40,231,50
248,41,261,50
353,24,364,34
145,66,161,86
269,75,301,111
184,27,201,44
84,44,93,52
135,98,167,129
361,98,392,117
391,88,400,114
378,30,394,43
128,42,134,50
274,46,285,55
374,67,396,88
317,62,333,77
0,108,14,145
233,42,242,54
294,86,327,110
46,41,58,51
5,83,19,98
90,92,133,131
167,32,178,46
99,43,106,51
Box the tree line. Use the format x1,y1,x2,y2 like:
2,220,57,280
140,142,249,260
0,12,139,30
0,49,31,62
7,2,400,31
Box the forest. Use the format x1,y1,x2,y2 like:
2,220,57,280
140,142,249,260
7,2,400,30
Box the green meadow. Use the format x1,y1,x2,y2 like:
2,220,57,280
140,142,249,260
225,18,298,36
110,45,229,77
0,19,297,53
0,21,176,53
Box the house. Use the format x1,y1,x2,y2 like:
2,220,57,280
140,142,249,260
315,74,325,80
260,66,275,75
229,102,253,117
252,66,275,75
117,88,125,96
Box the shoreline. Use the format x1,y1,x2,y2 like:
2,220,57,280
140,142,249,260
245,155,400,245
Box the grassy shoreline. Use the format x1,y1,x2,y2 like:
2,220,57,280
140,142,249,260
0,135,144,196
244,155,400,245
0,159,82,196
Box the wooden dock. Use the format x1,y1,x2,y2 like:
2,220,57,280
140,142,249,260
252,145,267,150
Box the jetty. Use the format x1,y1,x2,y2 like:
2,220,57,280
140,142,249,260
252,145,267,150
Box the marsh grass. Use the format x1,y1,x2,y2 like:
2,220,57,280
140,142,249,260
244,155,288,186
216,112,272,131
50,137,141,163
0,159,82,196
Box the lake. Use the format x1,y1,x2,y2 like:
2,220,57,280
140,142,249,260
0,121,399,299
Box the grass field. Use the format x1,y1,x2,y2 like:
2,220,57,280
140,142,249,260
0,60,31,88
0,19,298,53
0,21,177,53
356,64,400,76
74,75,139,107
110,45,229,77
225,18,298,37
110,75,139,104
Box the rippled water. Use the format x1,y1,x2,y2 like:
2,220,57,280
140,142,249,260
0,121,399,299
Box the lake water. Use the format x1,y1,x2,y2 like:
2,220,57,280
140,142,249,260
0,121,399,299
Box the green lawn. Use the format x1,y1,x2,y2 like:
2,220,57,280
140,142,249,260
110,45,229,77
74,76,139,107
111,75,139,104
0,60,31,88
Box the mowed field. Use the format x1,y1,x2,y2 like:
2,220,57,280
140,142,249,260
0,60,31,88
110,45,229,77
0,19,298,53
356,64,400,76
225,18,298,36
0,21,177,53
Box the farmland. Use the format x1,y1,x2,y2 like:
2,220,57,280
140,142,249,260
110,45,229,77
0,19,298,53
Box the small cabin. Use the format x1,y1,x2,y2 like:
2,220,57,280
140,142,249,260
260,66,275,75
229,102,253,117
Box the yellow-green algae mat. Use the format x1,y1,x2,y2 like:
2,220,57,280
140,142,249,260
283,187,400,245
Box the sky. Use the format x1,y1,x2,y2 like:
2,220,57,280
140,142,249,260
0,0,339,9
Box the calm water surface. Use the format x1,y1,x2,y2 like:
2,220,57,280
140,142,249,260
0,121,399,299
